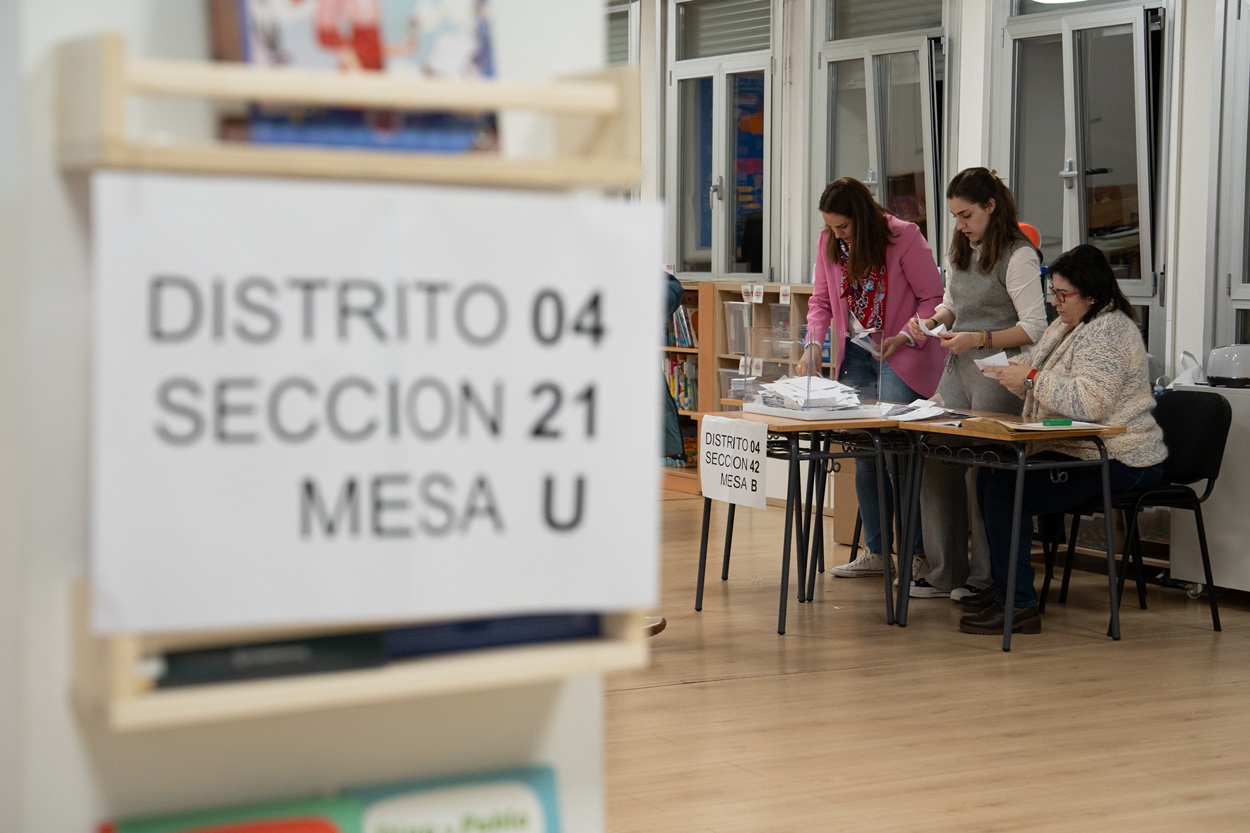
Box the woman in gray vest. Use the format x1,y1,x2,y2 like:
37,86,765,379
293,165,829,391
905,168,1047,607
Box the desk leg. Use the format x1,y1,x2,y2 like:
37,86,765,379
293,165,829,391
875,435,896,626
695,497,712,611
897,436,925,626
720,504,736,581
777,434,801,634
796,433,818,603
1001,446,1028,652
806,436,831,603
1099,444,1122,640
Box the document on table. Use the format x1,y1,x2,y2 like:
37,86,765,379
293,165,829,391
961,417,1107,436
883,398,970,422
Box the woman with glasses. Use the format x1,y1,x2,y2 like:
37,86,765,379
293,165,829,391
905,168,1048,606
796,177,944,580
970,244,1165,635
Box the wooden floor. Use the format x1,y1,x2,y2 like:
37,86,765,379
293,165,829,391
605,492,1250,832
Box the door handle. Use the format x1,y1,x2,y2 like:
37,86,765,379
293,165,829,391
709,175,724,202
1059,159,1079,190
864,169,879,190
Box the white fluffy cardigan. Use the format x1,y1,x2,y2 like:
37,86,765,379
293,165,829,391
1010,307,1167,468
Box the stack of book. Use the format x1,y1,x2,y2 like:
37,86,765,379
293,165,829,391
667,305,699,348
664,357,698,411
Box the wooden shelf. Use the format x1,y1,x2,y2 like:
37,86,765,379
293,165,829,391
56,32,640,190
663,345,699,354
72,585,646,733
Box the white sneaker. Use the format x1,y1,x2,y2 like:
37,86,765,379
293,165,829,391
910,554,928,581
832,552,885,578
893,555,928,586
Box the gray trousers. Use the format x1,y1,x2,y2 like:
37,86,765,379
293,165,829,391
921,348,1025,592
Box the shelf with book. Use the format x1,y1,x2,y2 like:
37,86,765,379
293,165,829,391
56,32,640,190
58,40,651,733
71,583,645,733
661,281,716,494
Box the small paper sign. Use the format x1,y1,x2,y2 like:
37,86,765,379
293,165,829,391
741,284,752,301
699,416,767,509
751,285,765,303
779,285,791,304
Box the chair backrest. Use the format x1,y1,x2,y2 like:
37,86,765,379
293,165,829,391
1153,389,1233,486
1019,222,1041,248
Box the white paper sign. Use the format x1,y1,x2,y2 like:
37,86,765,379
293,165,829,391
699,416,767,509
779,285,791,304
91,171,662,633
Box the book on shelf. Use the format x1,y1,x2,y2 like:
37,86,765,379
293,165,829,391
666,304,698,348
152,632,388,689
382,613,600,658
663,356,698,411
147,614,602,688
102,765,562,833
208,0,499,153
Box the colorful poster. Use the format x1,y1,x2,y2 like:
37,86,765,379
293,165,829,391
235,0,497,151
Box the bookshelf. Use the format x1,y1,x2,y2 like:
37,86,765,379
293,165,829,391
54,28,646,830
71,584,643,733
660,281,717,494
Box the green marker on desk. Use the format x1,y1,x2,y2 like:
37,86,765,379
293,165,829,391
1042,418,1072,426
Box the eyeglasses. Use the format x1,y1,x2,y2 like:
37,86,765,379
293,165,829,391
1048,284,1078,304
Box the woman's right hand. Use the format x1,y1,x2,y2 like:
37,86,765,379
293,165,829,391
795,343,822,376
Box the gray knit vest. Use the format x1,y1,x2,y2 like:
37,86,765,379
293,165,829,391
947,238,1032,333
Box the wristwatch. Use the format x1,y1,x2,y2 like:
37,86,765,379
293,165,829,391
1022,369,1039,390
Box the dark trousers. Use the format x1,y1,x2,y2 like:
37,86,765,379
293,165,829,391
977,453,1163,608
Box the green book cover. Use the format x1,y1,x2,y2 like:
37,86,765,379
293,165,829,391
106,795,361,833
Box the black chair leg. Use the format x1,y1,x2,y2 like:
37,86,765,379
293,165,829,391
1038,513,1063,614
1193,506,1222,632
1059,514,1082,604
1116,509,1147,610
720,504,736,581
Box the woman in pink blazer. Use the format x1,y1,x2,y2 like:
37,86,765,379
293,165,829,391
797,177,945,579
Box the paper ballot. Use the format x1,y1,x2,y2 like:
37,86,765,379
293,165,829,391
972,351,1010,371
918,319,947,337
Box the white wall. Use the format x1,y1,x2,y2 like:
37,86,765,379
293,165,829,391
2,2,607,830
1,0,25,826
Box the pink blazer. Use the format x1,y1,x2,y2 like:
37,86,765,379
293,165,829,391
806,214,945,398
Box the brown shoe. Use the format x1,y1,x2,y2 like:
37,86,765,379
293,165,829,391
959,602,1041,635
643,616,667,637
956,585,995,613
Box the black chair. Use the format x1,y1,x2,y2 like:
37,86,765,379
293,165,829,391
1039,389,1229,631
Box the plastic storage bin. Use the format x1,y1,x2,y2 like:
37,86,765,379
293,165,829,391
724,301,752,355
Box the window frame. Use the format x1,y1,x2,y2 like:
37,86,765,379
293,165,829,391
665,1,773,280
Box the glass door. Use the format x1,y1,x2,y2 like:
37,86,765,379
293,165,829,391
1001,6,1167,351
666,0,771,281
669,59,770,279
815,37,943,247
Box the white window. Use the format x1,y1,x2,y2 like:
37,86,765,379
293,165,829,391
994,2,1171,353
1215,1,1250,345
606,1,638,68
812,1,946,249
666,0,771,278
